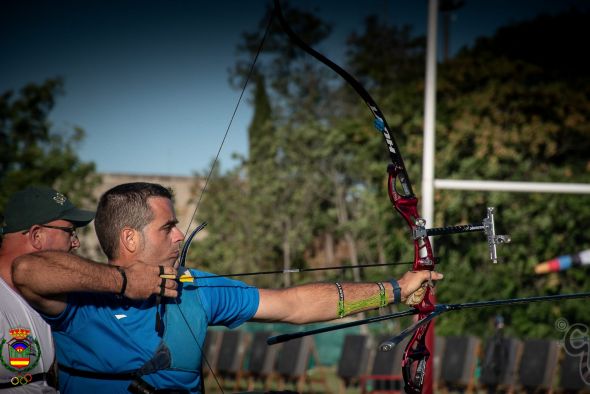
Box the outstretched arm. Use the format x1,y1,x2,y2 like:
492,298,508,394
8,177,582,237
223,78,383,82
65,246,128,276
12,251,178,316
254,270,443,324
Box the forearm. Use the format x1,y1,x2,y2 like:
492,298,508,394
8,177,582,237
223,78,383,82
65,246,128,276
12,251,123,315
13,251,177,307
254,270,442,324
13,251,122,297
256,281,396,324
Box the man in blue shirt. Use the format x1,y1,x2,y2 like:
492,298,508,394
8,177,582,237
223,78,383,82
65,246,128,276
13,182,442,393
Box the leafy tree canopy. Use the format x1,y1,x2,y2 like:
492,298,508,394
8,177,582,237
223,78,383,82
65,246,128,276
0,78,100,225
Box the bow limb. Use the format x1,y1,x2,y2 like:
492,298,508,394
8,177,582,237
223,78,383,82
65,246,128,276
169,222,230,393
273,0,412,194
380,291,590,351
177,222,208,272
274,1,436,392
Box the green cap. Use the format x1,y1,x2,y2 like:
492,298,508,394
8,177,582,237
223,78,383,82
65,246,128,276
0,186,95,234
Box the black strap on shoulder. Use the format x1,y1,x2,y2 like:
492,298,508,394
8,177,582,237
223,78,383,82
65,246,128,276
59,365,191,394
58,363,139,380
58,341,173,381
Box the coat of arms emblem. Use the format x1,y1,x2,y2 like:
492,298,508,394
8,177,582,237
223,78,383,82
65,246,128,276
0,328,42,379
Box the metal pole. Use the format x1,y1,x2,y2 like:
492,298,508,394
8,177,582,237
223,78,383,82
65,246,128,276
422,1,438,393
434,179,590,194
422,0,438,231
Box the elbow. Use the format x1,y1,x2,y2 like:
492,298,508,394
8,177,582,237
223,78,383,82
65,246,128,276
288,315,313,325
276,290,312,325
12,255,37,291
256,288,310,324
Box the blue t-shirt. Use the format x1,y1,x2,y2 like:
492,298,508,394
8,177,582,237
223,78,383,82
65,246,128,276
43,269,259,393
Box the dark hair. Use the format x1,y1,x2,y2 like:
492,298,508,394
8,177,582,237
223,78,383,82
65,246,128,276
95,182,173,260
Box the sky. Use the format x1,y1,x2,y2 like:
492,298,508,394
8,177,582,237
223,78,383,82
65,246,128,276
1,0,588,177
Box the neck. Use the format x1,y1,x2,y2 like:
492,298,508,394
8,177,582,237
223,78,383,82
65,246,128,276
0,251,21,291
0,235,37,292
108,257,133,268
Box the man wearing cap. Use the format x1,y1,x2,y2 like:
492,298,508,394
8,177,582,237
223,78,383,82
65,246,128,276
0,186,94,393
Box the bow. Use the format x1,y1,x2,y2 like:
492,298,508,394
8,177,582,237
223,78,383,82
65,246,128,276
272,1,510,392
272,2,434,391
272,1,433,391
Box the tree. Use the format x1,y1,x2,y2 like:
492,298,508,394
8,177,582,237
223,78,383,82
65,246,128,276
0,78,101,226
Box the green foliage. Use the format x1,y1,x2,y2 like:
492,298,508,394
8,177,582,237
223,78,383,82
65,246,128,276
432,11,590,337
0,78,101,218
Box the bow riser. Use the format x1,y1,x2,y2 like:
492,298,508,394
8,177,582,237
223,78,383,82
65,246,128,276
402,323,432,394
388,163,435,393
387,167,435,274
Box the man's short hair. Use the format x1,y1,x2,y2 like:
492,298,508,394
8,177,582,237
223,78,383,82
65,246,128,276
95,182,173,260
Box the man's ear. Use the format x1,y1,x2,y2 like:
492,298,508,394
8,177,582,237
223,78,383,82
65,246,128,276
27,226,44,250
120,227,139,254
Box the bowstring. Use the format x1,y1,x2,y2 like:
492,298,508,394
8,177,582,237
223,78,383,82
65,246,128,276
170,9,276,394
180,11,275,245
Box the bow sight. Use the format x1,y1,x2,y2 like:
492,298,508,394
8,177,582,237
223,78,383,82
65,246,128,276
413,206,511,264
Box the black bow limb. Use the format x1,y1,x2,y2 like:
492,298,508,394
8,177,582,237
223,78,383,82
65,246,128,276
379,291,590,351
